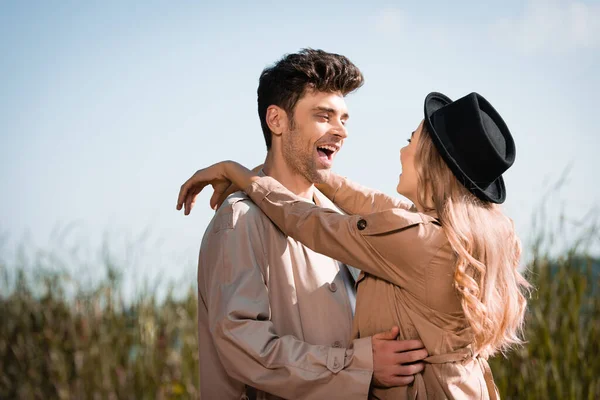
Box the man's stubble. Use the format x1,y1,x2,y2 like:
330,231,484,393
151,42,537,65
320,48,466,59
281,118,329,185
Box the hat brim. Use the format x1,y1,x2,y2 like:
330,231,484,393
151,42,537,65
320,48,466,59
423,92,506,204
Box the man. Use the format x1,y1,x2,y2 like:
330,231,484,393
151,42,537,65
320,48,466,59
186,49,426,399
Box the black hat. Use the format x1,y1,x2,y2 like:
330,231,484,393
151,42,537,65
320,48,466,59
424,92,515,204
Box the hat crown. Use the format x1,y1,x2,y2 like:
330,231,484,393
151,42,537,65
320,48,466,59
424,92,516,204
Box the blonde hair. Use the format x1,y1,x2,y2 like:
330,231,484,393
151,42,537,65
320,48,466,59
415,125,530,359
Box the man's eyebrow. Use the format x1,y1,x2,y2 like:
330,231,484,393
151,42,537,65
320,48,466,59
312,106,350,119
411,130,415,137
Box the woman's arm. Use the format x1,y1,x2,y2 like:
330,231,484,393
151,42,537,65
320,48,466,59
242,175,431,290
317,173,413,215
176,162,431,289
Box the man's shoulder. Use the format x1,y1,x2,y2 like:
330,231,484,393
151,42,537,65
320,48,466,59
209,191,269,233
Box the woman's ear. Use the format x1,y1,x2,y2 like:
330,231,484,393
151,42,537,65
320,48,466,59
266,105,288,137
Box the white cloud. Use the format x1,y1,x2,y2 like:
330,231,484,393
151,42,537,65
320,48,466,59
372,8,405,35
490,0,600,53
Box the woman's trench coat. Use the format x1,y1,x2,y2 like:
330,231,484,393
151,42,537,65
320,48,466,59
244,174,500,400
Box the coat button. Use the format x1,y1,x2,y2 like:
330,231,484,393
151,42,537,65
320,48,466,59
329,282,338,292
357,219,367,230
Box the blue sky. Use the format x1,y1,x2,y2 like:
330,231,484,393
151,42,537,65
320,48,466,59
1,0,599,285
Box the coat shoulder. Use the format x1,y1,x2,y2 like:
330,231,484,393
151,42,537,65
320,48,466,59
358,207,440,236
211,191,269,233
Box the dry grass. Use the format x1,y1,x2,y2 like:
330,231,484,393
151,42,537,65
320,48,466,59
489,253,600,399
0,259,199,399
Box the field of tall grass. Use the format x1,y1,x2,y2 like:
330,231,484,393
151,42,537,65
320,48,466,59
1,219,599,398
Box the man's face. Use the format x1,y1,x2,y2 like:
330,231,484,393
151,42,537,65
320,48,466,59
281,90,349,184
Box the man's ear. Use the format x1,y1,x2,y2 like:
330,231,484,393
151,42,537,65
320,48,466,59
266,105,288,137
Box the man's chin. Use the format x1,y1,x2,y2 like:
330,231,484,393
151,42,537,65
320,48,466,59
311,169,331,184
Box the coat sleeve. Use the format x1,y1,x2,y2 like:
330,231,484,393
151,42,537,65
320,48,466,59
201,199,373,399
245,176,437,290
318,173,413,215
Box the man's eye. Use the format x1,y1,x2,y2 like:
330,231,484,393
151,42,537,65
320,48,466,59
318,114,329,121
407,138,412,143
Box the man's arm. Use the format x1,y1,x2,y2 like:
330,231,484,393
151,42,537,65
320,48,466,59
201,201,373,399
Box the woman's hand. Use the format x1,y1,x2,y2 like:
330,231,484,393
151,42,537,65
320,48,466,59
207,164,265,210
176,161,231,215
176,161,257,215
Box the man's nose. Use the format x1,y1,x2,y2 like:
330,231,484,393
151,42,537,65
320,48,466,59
332,121,348,139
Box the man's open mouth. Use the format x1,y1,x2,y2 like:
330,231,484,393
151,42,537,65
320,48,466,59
316,145,338,161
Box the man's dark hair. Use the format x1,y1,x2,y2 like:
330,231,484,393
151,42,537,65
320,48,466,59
257,48,364,150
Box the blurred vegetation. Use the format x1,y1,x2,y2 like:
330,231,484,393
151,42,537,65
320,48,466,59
0,247,199,399
489,253,600,399
2,248,599,399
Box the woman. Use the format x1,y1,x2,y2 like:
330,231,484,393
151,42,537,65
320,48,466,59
178,92,530,399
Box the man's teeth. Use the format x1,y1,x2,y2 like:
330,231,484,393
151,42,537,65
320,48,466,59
318,145,337,152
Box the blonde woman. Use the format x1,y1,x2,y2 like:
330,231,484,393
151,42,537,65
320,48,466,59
178,92,530,399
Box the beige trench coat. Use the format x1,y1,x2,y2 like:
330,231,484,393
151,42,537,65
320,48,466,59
197,183,373,399
244,174,500,400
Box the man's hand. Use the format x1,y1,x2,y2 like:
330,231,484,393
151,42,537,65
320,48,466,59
371,326,428,387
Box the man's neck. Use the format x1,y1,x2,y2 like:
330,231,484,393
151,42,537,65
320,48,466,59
262,151,314,201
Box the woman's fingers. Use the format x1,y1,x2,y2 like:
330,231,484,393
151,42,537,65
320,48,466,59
213,163,260,208
188,190,199,215
210,181,232,210
184,188,194,215
177,163,235,214
177,171,201,211
176,183,187,211
209,186,222,211
215,183,240,208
